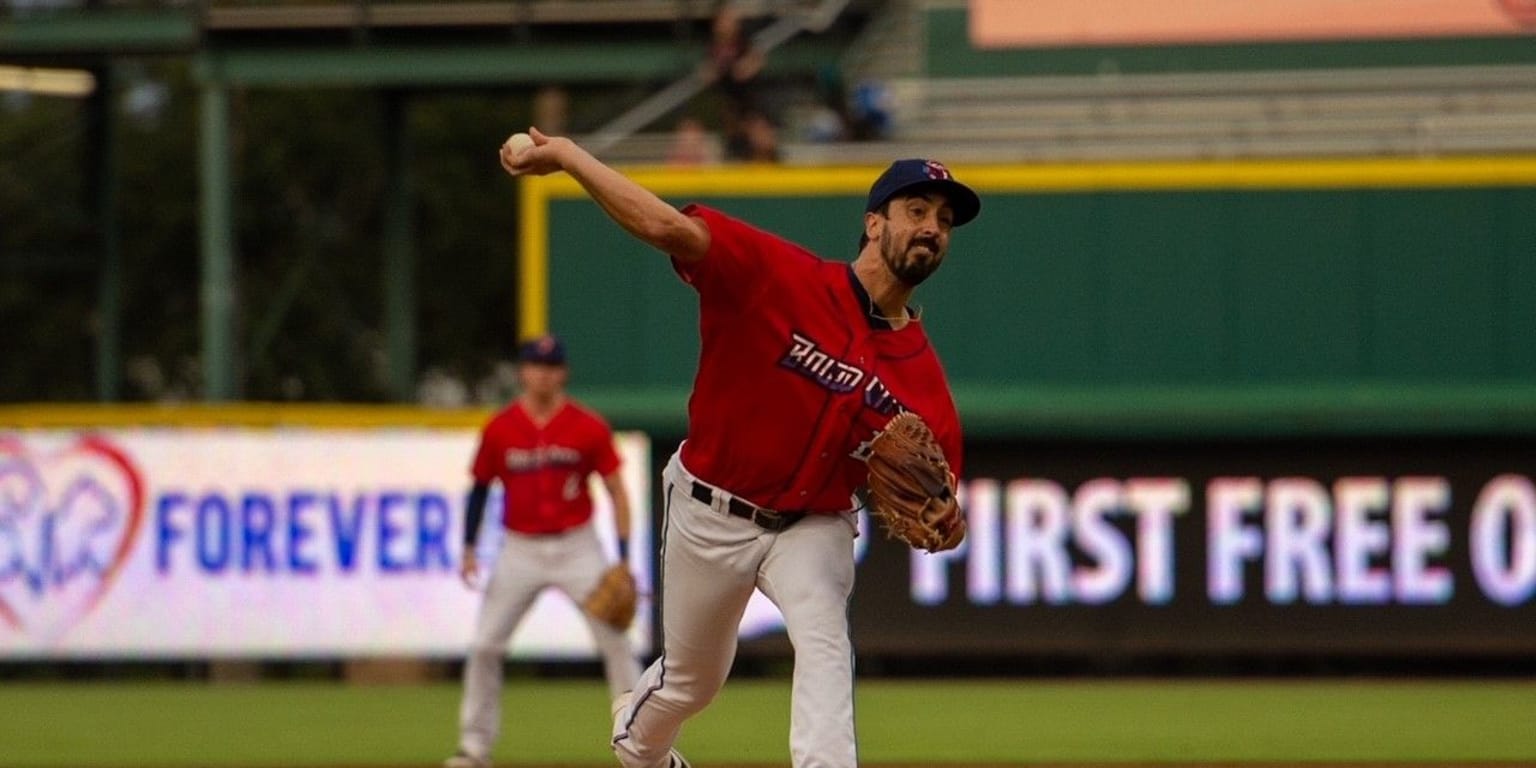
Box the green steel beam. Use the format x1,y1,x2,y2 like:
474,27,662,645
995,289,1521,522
199,83,237,402
89,61,121,401
0,8,198,56
191,38,842,87
382,91,417,402
194,43,697,87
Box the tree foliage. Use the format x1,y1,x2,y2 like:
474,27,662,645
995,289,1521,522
2,60,535,403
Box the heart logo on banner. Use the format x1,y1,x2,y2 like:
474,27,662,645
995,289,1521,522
0,435,146,640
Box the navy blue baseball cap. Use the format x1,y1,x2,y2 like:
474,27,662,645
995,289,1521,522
866,159,981,227
516,334,566,365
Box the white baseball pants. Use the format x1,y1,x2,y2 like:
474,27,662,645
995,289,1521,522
612,452,859,768
457,522,641,760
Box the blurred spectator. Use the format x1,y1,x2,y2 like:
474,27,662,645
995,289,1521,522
417,366,470,407
734,111,780,163
707,4,765,115
472,360,518,407
532,85,570,136
667,117,714,166
802,104,848,143
804,63,851,143
848,79,894,141
706,3,774,162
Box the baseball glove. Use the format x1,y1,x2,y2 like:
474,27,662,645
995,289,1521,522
865,412,966,553
581,564,637,631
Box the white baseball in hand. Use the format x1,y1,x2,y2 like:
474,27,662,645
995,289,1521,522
504,131,534,156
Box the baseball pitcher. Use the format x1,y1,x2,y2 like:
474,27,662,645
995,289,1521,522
501,128,976,768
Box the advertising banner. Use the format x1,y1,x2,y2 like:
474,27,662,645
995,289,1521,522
0,429,651,659
970,0,1536,48
740,438,1536,657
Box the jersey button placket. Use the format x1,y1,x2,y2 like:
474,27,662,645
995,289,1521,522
535,436,553,519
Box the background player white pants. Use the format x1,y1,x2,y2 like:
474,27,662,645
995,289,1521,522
458,522,641,760
612,452,859,768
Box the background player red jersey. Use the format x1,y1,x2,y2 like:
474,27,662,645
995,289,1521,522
447,335,639,768
471,395,621,535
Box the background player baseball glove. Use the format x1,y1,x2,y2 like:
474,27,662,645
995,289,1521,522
581,564,637,631
865,412,966,553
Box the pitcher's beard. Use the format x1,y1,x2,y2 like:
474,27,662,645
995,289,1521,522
880,231,942,286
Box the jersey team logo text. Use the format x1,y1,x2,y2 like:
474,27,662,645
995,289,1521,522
779,332,908,416
502,445,582,472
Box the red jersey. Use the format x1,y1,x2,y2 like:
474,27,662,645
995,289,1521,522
671,204,963,514
470,399,622,534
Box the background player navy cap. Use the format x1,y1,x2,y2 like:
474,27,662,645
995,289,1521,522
866,159,981,227
516,334,566,365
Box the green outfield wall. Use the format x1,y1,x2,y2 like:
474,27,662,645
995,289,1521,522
521,158,1536,438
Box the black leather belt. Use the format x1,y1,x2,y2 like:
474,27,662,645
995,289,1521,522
689,481,806,532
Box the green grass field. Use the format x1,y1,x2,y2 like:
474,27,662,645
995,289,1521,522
3,678,1535,766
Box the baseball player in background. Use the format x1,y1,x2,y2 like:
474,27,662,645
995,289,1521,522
445,334,642,768
501,128,976,768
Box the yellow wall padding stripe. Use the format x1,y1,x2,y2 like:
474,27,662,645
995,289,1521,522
518,174,551,339
0,404,491,429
